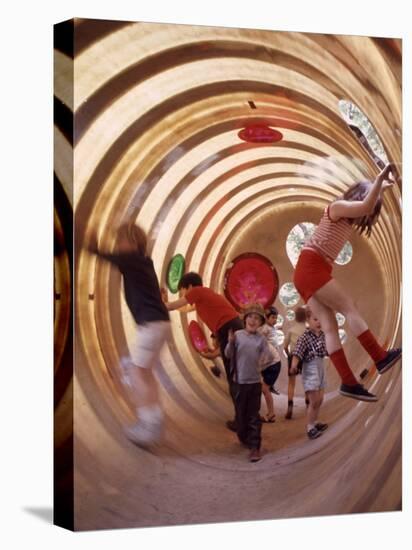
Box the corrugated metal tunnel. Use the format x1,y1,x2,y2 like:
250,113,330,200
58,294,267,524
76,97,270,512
54,19,402,530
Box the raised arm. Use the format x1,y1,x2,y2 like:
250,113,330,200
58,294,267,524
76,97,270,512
329,163,398,221
224,329,236,358
85,231,123,266
87,243,126,269
85,230,100,255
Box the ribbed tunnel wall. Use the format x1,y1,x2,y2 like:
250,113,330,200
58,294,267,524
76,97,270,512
54,19,402,530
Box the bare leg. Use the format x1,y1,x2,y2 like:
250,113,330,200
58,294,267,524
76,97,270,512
307,296,341,354
262,383,274,418
311,278,368,337
307,390,321,428
287,374,296,401
122,360,164,445
307,296,358,386
313,279,401,372
127,364,160,408
285,374,296,419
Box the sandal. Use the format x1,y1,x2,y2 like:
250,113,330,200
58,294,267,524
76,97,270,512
265,414,276,423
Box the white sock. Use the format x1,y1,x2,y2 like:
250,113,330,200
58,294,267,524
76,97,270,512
120,356,133,368
137,404,163,424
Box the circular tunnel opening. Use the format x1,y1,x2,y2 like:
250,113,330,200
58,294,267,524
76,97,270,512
55,20,402,528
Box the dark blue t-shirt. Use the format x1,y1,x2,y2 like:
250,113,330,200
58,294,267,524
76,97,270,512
97,251,169,325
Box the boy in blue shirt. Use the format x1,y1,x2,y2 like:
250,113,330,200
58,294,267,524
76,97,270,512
225,303,270,462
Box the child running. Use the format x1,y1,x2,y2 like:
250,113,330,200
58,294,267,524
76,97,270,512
87,224,171,447
290,309,328,440
225,303,271,462
259,307,282,423
293,162,401,401
166,272,243,431
283,306,308,419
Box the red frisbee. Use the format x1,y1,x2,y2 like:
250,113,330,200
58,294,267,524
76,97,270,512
188,320,209,353
224,253,279,311
238,124,283,143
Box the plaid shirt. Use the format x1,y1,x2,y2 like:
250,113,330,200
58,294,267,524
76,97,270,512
292,329,328,363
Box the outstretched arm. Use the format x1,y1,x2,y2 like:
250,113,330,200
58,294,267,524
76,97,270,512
165,297,189,311
85,230,125,267
86,230,99,255
329,163,398,221
199,347,221,359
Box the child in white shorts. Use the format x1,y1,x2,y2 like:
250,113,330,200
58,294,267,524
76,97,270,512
87,223,171,447
290,309,328,440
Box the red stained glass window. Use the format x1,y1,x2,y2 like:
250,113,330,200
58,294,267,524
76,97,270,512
238,124,283,143
188,320,209,352
224,252,279,311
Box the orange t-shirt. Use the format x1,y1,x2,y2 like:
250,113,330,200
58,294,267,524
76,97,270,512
186,287,239,334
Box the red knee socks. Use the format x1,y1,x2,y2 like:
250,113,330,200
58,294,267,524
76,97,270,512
357,329,387,362
329,349,358,386
330,331,386,385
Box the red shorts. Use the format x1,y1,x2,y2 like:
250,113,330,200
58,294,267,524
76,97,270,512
293,249,333,303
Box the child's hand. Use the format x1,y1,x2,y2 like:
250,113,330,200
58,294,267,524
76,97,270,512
381,179,395,193
389,163,402,186
87,230,99,253
228,329,235,343
160,287,168,303
381,162,401,187
290,365,298,375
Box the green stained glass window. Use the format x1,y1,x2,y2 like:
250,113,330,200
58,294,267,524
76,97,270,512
167,254,185,294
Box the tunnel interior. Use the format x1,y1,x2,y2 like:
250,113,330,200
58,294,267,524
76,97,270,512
53,19,402,530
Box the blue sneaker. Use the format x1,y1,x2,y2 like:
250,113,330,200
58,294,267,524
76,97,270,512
315,422,328,432
376,348,402,374
339,383,378,402
307,427,322,440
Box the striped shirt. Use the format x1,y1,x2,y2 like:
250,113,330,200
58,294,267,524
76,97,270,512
293,329,328,363
304,206,352,262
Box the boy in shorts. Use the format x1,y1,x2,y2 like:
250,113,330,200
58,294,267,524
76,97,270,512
87,224,171,447
290,309,328,440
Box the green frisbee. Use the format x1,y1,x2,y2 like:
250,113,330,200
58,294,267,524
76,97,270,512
167,254,185,294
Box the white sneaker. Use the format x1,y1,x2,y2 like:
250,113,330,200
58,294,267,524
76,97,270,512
120,357,134,389
124,419,163,447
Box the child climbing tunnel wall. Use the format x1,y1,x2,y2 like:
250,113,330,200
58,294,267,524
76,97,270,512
54,19,402,530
